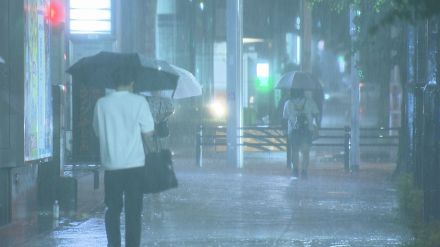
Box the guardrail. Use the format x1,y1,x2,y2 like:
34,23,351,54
195,125,399,170
65,163,101,190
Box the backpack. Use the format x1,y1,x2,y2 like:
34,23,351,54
290,99,309,130
293,112,309,130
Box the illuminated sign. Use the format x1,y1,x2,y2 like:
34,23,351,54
24,0,53,161
69,0,112,35
255,62,272,92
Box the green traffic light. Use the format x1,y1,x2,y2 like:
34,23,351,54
255,76,273,92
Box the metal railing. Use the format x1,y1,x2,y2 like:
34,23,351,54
195,125,399,170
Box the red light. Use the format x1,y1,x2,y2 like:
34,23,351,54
44,1,65,26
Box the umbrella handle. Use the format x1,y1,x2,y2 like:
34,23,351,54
160,111,174,122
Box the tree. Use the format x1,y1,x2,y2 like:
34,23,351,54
310,0,400,125
310,0,440,119
309,0,440,28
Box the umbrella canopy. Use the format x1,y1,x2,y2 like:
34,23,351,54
276,71,324,122
169,65,202,99
66,51,179,92
133,56,179,92
275,71,321,90
139,65,202,99
66,51,140,89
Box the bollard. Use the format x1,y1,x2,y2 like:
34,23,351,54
344,126,351,172
93,169,99,190
286,132,291,168
196,125,202,167
52,200,60,219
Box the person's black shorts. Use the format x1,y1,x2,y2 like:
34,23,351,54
289,129,312,146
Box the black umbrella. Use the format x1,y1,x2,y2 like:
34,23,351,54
66,51,140,88
66,51,178,92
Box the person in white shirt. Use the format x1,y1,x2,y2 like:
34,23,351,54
93,65,154,247
283,89,320,178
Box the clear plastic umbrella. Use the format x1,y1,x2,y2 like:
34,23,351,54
276,71,324,122
275,71,321,90
170,65,202,99
140,65,202,99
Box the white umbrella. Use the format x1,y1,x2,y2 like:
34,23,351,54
170,65,202,99
140,65,202,99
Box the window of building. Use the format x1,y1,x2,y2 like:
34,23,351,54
69,0,113,36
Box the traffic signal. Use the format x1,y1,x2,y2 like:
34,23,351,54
44,0,65,27
255,62,273,92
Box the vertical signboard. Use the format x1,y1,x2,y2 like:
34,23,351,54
24,0,53,162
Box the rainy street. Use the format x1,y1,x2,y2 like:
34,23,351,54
3,149,409,247
2,0,440,246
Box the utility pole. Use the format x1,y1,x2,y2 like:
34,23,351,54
226,0,243,168
349,6,360,171
300,0,312,72
119,0,157,55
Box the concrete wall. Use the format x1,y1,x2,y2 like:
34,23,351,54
10,165,39,222
0,0,67,226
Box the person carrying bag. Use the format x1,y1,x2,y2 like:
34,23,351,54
283,89,320,178
143,93,178,194
143,148,178,194
93,66,154,247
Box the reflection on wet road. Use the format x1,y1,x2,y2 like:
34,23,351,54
20,155,410,247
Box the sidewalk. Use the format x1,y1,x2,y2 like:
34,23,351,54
8,151,411,246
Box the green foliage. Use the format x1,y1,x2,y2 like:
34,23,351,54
308,0,440,26
308,0,387,14
356,1,396,84
310,0,406,125
397,174,440,247
307,0,354,12
397,174,423,227
388,0,440,22
403,222,440,247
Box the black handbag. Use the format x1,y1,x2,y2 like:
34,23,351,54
143,149,178,194
154,121,170,138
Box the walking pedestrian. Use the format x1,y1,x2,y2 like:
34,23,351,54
145,91,174,141
93,65,155,247
144,91,174,220
283,88,320,178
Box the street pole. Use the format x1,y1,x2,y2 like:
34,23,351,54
300,0,312,72
226,0,243,168
350,6,360,171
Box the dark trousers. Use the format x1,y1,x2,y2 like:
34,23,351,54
288,130,312,172
104,166,144,247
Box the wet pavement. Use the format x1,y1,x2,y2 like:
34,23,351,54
4,151,410,247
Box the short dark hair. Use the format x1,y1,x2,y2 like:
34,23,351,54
113,65,136,87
